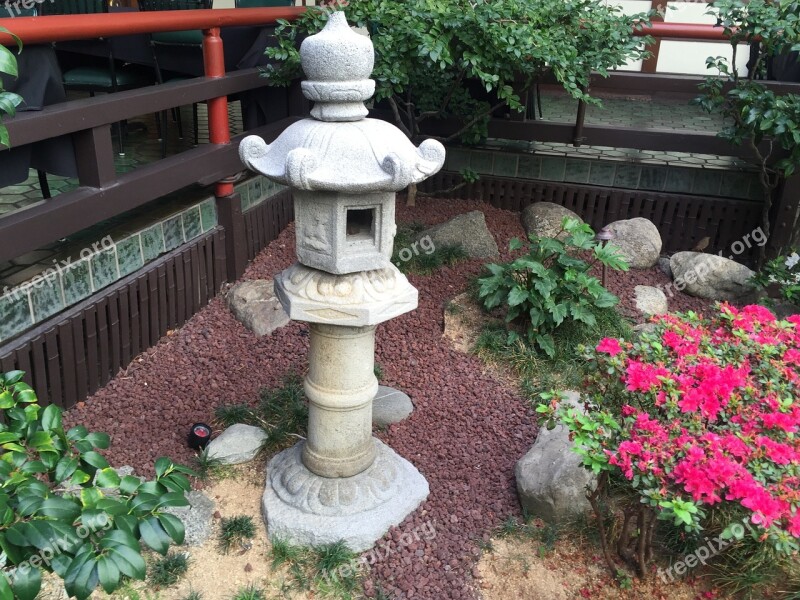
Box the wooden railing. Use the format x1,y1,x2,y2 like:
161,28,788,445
0,7,305,275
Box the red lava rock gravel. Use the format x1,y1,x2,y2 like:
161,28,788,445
65,196,714,599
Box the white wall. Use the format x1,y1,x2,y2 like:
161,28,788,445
657,2,749,75
609,0,750,76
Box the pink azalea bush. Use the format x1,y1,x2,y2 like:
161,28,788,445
541,304,800,555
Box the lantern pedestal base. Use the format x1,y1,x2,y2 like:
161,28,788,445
262,439,429,552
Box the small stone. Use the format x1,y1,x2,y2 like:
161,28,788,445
605,218,662,269
163,490,215,547
415,211,499,259
658,256,672,279
373,386,414,427
213,511,222,519
521,202,583,239
206,423,268,465
515,391,596,524
226,280,290,337
244,563,253,573
634,285,668,316
670,251,757,301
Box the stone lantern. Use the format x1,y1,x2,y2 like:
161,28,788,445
238,11,445,551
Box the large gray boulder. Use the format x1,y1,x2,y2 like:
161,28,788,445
416,211,499,259
522,202,583,239
163,490,215,546
670,252,757,302
206,423,268,465
634,285,668,317
606,218,662,269
227,280,290,337
515,392,596,524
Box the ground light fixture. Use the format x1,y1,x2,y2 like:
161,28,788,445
188,422,212,450
595,225,616,287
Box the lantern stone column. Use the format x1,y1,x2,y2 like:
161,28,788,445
302,322,378,478
239,11,444,552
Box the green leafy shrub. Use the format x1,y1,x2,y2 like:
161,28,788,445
477,218,628,356
0,371,192,599
752,251,800,304
0,28,23,148
538,305,800,584
265,1,651,145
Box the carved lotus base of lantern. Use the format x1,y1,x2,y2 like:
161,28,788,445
274,262,418,326
262,439,429,552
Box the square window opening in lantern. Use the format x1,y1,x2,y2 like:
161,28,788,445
346,208,375,243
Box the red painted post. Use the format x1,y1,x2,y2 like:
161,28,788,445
202,26,247,279
203,27,234,199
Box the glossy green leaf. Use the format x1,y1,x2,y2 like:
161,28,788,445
80,451,109,471
55,456,79,484
96,555,121,594
138,516,171,555
94,467,121,489
157,512,186,545
0,573,12,600
38,496,81,521
119,475,142,495
66,426,88,441
64,550,99,600
84,432,110,450
9,564,41,600
41,404,62,432
154,457,172,479
108,544,146,580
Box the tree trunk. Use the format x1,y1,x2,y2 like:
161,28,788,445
406,182,417,207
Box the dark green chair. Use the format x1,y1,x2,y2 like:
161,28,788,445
138,0,212,156
42,0,153,155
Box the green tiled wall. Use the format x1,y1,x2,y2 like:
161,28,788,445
443,146,762,201
0,174,287,344
0,196,215,343
237,175,288,213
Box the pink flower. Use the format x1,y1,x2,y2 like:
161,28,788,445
742,304,777,323
663,330,700,357
596,337,623,356
784,349,800,366
625,361,669,392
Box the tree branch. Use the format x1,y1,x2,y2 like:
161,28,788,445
387,96,413,138
417,68,467,125
427,99,509,144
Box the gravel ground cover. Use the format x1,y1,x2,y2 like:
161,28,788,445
65,196,714,599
